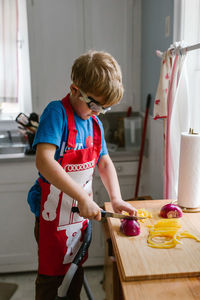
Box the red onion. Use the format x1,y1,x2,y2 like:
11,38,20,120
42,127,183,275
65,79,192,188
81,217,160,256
120,219,140,236
160,203,183,218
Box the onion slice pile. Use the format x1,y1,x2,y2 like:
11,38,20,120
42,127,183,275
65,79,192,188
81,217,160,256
147,219,200,249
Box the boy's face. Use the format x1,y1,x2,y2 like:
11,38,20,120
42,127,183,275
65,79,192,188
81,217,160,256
70,84,111,120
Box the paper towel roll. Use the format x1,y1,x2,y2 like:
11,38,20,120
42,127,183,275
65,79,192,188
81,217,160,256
177,132,200,208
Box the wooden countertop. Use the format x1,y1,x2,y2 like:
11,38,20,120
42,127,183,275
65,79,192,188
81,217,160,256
104,200,200,300
121,277,200,300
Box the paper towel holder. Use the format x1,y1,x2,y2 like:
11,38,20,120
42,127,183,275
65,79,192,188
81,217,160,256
189,128,199,135
173,200,200,213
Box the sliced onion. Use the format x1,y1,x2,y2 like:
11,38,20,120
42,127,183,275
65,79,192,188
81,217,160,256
120,219,140,236
160,203,183,218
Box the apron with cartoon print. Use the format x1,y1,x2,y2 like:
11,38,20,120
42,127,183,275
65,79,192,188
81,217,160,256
38,94,101,276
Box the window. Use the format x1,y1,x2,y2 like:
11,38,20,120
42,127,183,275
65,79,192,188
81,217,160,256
0,0,32,120
175,0,200,131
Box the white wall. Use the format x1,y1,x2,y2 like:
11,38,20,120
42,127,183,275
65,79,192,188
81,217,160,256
140,117,164,199
139,0,174,199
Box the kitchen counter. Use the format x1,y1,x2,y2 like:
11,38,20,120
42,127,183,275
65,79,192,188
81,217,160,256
0,147,139,163
109,148,139,162
0,153,36,162
103,200,200,300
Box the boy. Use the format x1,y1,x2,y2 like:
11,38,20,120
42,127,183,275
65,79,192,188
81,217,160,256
28,50,137,300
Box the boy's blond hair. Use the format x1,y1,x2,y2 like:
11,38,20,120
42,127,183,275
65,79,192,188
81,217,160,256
71,50,124,106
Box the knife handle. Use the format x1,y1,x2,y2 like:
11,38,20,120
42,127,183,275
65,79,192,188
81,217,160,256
100,210,106,218
72,206,105,217
72,206,79,213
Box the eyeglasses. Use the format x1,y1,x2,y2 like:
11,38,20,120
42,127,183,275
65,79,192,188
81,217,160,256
79,89,111,114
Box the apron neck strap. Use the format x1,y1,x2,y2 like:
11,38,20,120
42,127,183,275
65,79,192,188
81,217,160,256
61,94,102,149
62,94,77,149
92,116,101,146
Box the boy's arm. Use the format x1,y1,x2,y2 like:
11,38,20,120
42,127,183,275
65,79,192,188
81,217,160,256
35,143,101,220
97,154,137,216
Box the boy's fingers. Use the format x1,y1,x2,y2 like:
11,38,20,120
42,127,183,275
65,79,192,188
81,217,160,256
94,210,101,221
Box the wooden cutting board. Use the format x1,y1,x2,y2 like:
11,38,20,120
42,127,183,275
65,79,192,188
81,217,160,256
105,200,200,282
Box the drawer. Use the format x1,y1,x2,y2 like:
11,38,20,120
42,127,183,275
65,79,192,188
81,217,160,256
94,161,138,178
114,161,138,176
0,161,38,185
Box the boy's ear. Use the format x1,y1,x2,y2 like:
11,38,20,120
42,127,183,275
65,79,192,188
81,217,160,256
70,84,79,96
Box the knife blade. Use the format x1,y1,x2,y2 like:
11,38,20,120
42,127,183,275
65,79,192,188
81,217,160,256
71,207,147,221
100,211,146,220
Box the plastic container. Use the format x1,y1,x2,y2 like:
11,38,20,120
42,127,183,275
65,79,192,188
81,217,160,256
124,116,141,149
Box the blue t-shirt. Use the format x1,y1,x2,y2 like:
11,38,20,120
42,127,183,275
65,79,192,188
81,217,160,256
28,99,108,217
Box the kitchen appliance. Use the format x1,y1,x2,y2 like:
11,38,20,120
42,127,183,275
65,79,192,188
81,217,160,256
124,116,141,150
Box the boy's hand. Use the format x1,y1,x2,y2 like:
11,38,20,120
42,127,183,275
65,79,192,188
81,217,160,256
111,199,138,216
78,200,101,221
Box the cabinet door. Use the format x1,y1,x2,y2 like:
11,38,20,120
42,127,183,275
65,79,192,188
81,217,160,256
0,160,38,272
85,180,108,266
86,161,137,266
119,176,136,200
0,183,37,272
27,0,140,113
85,219,105,266
27,0,85,113
84,0,140,112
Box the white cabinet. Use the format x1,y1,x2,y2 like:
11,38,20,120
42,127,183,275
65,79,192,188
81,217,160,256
0,159,38,273
27,0,85,114
83,0,140,112
0,156,138,271
86,158,138,266
27,0,140,114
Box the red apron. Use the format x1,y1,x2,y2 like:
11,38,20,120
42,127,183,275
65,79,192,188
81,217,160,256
38,95,101,276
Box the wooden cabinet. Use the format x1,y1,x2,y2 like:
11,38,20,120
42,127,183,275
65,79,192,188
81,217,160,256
0,158,38,273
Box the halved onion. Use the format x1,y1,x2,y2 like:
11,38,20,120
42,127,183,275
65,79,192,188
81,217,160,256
120,219,140,236
160,203,183,218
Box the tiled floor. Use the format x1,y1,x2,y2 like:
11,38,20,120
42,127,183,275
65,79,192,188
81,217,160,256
0,267,105,300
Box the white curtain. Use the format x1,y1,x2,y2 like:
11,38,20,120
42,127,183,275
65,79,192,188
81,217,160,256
166,0,200,199
153,0,200,200
180,0,200,132
165,51,190,199
0,0,18,103
154,46,190,199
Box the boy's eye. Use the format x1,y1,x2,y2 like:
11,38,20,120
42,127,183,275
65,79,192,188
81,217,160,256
87,97,99,105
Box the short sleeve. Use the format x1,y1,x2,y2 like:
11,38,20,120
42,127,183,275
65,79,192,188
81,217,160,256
33,101,66,150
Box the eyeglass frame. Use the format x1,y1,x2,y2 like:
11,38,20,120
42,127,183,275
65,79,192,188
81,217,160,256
79,89,111,114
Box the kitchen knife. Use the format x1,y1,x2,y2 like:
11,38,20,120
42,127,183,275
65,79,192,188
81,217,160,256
71,206,147,220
